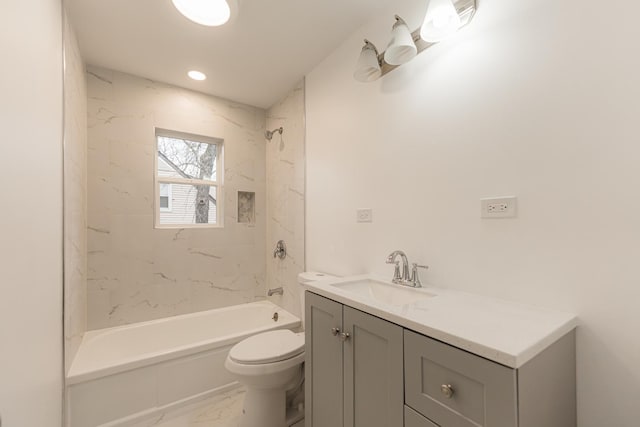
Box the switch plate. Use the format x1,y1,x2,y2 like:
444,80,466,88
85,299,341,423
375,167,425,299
481,196,517,218
356,208,373,223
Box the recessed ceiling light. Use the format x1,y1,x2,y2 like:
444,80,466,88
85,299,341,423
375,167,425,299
172,0,234,27
188,70,207,81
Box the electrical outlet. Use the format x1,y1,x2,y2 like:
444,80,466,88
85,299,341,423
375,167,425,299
356,208,373,223
481,196,517,218
487,203,508,213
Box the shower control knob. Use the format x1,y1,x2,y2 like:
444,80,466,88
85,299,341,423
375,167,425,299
331,327,340,336
340,332,350,342
440,384,454,399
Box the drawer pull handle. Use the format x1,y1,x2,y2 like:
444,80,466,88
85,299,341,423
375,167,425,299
440,384,454,399
340,332,351,342
331,327,340,336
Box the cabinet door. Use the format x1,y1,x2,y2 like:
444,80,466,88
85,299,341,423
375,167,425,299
305,292,344,427
343,306,403,427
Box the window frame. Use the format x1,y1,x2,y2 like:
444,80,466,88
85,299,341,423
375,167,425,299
154,128,224,229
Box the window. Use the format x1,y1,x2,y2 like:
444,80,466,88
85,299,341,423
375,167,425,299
155,129,223,227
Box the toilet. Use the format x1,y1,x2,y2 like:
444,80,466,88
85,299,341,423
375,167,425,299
225,329,305,427
224,272,335,427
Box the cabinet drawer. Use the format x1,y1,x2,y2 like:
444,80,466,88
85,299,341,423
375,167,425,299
404,330,517,427
405,405,439,427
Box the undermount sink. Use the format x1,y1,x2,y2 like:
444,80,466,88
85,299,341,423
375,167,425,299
330,279,435,306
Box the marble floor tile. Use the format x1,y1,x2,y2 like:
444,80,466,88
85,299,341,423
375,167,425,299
129,386,305,427
131,387,245,427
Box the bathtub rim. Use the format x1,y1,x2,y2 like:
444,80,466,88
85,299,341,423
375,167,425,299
67,300,300,385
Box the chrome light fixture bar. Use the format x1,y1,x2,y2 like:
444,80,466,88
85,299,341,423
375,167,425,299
355,0,476,82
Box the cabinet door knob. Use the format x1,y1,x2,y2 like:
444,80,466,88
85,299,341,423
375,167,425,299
331,327,340,336
440,384,454,399
340,332,351,342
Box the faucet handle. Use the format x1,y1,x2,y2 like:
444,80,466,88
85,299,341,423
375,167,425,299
411,263,429,288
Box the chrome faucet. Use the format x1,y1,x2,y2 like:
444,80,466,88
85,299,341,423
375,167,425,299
385,250,428,288
386,250,410,284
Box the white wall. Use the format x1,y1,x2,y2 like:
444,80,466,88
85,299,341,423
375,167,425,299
306,0,640,425
0,0,63,425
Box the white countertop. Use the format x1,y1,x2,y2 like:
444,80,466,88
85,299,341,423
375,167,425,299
303,274,577,368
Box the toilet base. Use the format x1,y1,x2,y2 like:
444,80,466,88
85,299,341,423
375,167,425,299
238,388,304,427
239,388,285,427
285,404,305,426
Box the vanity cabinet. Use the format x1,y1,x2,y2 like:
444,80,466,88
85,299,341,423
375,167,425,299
305,290,576,427
305,292,403,427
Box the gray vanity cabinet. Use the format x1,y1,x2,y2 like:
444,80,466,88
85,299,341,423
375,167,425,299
305,292,404,427
306,290,576,427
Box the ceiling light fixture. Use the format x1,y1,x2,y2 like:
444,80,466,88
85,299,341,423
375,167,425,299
188,70,207,81
354,0,476,83
172,0,237,27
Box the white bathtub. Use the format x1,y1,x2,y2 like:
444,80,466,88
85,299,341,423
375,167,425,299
66,301,301,427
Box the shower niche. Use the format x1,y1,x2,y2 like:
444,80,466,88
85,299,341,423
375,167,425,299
238,191,256,224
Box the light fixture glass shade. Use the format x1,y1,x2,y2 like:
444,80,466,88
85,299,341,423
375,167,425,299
420,0,462,43
172,0,235,27
384,16,417,66
354,40,382,82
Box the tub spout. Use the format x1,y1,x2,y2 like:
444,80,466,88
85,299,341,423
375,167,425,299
267,287,284,296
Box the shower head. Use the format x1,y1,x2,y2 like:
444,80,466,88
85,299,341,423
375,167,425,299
265,127,283,140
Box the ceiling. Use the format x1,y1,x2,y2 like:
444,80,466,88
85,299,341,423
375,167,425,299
66,0,391,108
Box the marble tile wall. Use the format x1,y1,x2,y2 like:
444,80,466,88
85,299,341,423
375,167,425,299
63,11,87,372
87,66,267,329
265,81,306,319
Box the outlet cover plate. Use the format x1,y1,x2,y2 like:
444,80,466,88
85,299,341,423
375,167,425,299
481,196,517,219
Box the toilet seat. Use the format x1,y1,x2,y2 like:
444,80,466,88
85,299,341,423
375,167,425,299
229,329,304,365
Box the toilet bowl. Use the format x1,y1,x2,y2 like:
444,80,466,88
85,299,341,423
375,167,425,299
225,329,305,427
225,271,337,427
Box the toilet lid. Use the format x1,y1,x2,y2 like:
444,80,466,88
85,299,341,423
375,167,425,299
229,329,304,365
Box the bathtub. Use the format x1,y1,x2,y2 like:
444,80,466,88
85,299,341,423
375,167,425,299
66,301,300,427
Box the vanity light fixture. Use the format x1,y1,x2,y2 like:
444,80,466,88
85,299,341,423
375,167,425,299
353,39,382,83
172,0,238,27
384,16,417,66
188,70,207,81
354,0,476,82
420,0,462,42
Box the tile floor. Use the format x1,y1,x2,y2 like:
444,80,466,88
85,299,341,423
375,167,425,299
130,387,303,427
131,387,245,427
